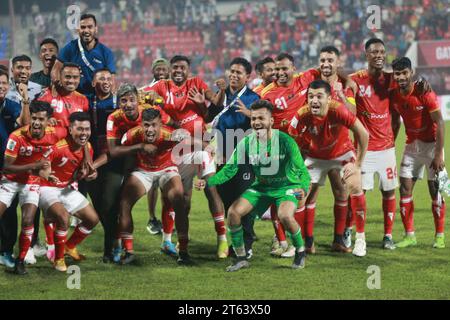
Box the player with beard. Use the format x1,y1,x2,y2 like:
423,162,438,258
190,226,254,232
100,83,174,262
290,80,369,256
294,46,357,254
139,58,171,236
390,57,446,249
0,69,30,268
253,57,276,96
345,38,430,250
30,38,59,88
207,100,310,271
142,55,228,262
39,112,99,271
6,55,43,105
38,62,89,128
51,14,116,97
114,108,187,264
0,101,66,274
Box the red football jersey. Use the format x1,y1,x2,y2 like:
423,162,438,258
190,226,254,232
350,70,396,151
261,69,319,132
43,138,94,188
106,105,169,141
390,84,440,144
253,83,265,97
289,100,356,159
144,77,209,135
121,125,177,171
38,88,89,128
3,126,67,184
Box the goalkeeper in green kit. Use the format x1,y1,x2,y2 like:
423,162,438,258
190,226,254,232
205,100,311,271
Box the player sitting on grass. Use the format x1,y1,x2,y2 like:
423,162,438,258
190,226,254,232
205,99,311,271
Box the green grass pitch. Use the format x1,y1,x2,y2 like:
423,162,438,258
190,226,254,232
1,123,449,300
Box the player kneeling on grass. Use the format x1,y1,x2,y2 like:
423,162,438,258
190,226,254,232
39,112,99,272
390,57,446,249
204,100,311,271
289,80,369,257
113,108,187,265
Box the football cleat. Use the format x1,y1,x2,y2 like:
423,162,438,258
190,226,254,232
120,252,136,265
226,258,249,272
65,246,86,261
352,236,367,257
161,241,178,257
54,259,68,272
396,234,417,248
46,245,55,262
292,251,306,269
24,248,37,265
217,239,229,259
177,251,193,266
331,242,352,253
433,234,445,249
343,228,352,248
146,218,162,235
382,236,396,250
0,252,15,269
280,245,296,258
33,242,47,257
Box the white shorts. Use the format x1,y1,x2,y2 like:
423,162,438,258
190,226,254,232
400,140,444,180
131,166,180,193
361,148,399,191
39,186,89,215
177,151,216,192
0,178,40,207
305,151,356,186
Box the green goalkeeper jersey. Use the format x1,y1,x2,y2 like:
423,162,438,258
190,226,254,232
208,130,310,194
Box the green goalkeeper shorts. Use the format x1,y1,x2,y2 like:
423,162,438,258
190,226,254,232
241,185,301,218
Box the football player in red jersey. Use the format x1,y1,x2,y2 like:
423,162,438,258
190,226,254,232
38,63,89,128
101,83,174,262
0,101,66,274
114,108,188,264
289,80,369,257
390,57,446,249
346,38,401,250
40,112,99,271
347,38,432,250
253,57,276,96
143,55,228,260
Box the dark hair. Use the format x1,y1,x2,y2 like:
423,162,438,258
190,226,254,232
93,68,112,78
275,52,294,64
80,13,97,25
61,62,81,72
30,101,53,117
392,57,412,71
40,38,59,51
255,57,275,74
142,108,161,122
12,55,32,66
308,79,332,95
0,68,8,81
69,112,91,124
230,57,252,75
250,99,274,113
365,38,385,51
320,45,340,57
170,55,190,66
